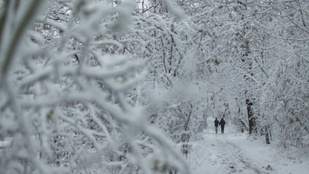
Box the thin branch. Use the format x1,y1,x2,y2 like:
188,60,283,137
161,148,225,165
1,0,43,76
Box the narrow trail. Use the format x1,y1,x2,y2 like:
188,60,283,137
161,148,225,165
191,119,267,174
191,119,309,174
192,130,263,174
216,137,262,174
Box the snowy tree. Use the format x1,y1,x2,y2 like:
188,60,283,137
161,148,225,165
0,1,191,173
255,0,309,147
1,0,308,173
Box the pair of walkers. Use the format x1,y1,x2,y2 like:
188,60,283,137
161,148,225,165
214,117,225,134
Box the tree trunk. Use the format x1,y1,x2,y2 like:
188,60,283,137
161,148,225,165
246,99,256,135
265,126,270,144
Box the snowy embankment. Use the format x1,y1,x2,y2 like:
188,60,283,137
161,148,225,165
190,120,309,174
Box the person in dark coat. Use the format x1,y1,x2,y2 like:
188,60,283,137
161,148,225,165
219,118,226,134
214,118,219,134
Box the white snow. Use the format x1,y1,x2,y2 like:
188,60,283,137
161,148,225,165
0,138,12,149
190,117,309,174
1,118,309,174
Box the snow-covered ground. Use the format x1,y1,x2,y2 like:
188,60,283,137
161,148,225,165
190,118,309,174
1,120,308,174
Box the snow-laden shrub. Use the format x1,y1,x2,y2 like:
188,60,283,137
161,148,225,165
0,1,190,174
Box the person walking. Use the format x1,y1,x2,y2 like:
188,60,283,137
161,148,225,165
214,118,219,134
219,118,226,134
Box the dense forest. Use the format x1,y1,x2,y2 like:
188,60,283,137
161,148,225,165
0,0,308,173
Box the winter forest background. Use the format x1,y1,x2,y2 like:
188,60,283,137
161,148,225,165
0,0,308,174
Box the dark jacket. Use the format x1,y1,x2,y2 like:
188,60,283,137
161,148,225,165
214,119,219,127
219,118,225,127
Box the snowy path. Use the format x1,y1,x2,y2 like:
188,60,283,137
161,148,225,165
190,120,309,174
213,136,262,174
